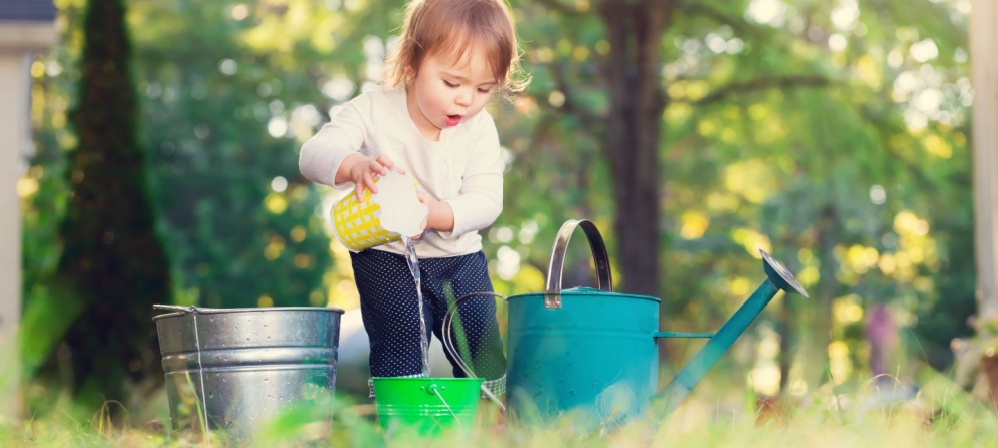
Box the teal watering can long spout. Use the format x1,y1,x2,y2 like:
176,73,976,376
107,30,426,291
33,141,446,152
443,219,808,429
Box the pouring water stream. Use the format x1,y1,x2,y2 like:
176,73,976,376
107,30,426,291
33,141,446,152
401,236,431,376
401,236,506,424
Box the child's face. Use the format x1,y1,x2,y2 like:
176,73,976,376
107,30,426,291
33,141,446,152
406,46,497,141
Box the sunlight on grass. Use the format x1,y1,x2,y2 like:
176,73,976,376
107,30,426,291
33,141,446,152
3,371,998,448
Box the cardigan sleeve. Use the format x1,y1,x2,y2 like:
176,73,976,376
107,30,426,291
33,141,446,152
439,112,504,238
298,100,369,190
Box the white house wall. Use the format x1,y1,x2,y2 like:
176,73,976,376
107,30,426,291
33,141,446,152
972,0,998,322
0,21,56,422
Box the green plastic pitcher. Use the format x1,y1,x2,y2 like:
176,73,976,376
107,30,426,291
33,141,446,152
372,377,484,436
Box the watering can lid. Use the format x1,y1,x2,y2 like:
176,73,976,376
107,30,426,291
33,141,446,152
507,286,661,303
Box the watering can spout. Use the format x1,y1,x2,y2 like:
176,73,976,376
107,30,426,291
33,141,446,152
653,249,808,419
760,249,809,298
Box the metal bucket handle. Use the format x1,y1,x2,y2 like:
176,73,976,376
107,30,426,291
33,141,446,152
544,218,613,309
418,383,461,427
152,304,199,316
151,304,212,435
441,291,508,411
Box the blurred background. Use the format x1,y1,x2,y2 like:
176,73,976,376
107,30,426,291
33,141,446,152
1,0,992,424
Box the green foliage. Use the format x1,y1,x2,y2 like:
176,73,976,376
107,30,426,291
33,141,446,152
127,0,335,309
22,0,977,407
36,0,172,413
493,0,974,389
4,374,998,447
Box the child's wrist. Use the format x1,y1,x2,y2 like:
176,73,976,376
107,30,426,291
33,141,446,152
424,202,439,231
427,201,454,232
336,153,366,184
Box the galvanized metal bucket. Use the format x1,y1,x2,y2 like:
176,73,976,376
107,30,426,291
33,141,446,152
153,306,345,440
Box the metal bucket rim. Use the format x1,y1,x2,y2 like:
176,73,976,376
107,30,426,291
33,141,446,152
507,290,661,303
152,306,345,322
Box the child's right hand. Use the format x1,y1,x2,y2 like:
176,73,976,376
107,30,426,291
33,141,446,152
342,154,406,202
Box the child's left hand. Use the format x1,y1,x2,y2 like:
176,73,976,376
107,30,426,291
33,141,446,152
413,191,437,238
414,190,454,235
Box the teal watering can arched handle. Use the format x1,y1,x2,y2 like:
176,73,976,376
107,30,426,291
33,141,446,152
544,219,613,309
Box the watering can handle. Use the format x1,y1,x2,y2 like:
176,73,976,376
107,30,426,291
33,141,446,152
544,219,613,309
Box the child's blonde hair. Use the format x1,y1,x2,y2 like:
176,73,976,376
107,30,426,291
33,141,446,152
383,0,529,100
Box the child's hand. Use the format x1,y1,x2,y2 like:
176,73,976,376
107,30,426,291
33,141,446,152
412,217,426,240
345,154,405,202
415,190,454,234
412,191,436,239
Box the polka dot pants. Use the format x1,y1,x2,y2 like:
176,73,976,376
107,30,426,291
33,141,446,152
351,249,507,396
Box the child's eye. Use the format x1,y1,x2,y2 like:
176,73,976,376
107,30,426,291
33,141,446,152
443,80,458,88
478,88,492,94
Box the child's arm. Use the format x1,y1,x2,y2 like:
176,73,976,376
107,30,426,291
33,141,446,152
300,98,405,194
415,192,455,232
300,98,404,202
299,102,365,188
430,113,504,237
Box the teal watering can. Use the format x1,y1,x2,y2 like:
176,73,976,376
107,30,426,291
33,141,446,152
443,219,808,428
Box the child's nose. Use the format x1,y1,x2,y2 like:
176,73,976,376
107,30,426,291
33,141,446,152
455,89,472,106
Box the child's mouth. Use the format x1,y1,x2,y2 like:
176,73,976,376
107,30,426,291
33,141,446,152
445,115,461,126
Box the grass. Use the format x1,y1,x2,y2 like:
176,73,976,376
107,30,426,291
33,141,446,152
3,369,998,448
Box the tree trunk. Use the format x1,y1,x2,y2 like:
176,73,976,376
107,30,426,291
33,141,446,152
598,0,671,299
43,0,172,416
778,297,792,393
808,205,838,385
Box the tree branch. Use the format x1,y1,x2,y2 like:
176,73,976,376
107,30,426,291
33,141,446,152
693,75,834,106
526,62,604,135
529,0,584,16
680,1,767,39
552,63,604,130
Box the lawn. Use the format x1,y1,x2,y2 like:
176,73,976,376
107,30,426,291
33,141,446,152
2,367,996,447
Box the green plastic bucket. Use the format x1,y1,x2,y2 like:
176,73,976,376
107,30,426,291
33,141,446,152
372,377,483,435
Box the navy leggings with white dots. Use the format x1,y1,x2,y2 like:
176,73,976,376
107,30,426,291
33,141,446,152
351,249,506,396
